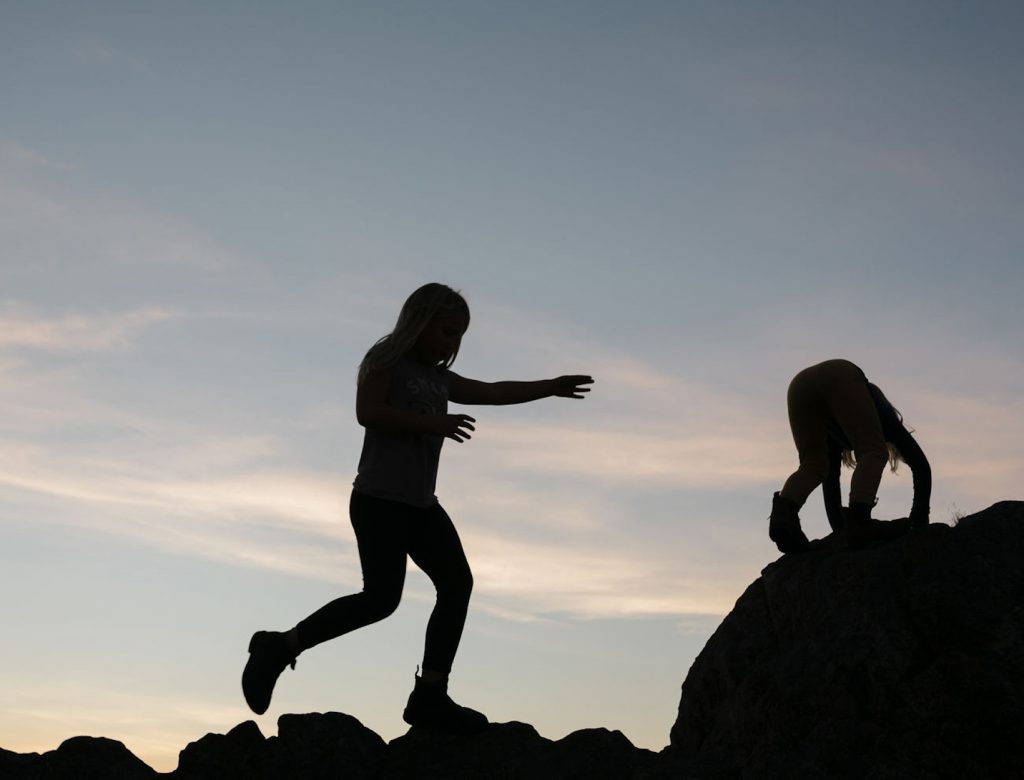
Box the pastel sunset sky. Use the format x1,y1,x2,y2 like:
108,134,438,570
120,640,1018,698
2,1,1022,771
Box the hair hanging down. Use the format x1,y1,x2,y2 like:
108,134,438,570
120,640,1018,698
357,283,470,384
841,382,911,473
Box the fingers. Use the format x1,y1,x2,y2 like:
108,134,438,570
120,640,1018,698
560,375,594,398
446,414,476,443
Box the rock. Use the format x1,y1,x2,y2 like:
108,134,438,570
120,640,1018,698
549,728,659,779
667,501,1024,779
0,748,42,779
174,720,266,779
383,721,554,779
38,736,157,779
384,721,661,780
264,712,387,780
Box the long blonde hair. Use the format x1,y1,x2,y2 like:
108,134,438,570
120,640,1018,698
840,382,909,473
841,444,904,473
358,283,470,384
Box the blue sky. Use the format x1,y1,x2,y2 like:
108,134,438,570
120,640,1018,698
2,1,1023,771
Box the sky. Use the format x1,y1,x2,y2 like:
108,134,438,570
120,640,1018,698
1,0,1023,771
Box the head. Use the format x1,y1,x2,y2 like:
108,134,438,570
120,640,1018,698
358,283,470,383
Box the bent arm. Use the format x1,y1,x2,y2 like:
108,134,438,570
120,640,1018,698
449,373,592,405
890,424,932,525
356,370,443,435
873,389,932,525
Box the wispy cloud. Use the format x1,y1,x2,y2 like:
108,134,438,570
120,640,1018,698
0,305,177,352
1,291,1020,624
470,421,789,488
0,176,241,273
0,684,245,771
68,35,149,72
0,142,76,173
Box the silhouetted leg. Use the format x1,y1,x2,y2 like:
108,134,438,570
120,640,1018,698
402,503,485,733
294,491,409,652
407,503,473,674
827,377,887,507
780,366,830,507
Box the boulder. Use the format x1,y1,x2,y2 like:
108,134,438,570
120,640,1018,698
174,720,266,779
667,501,1024,779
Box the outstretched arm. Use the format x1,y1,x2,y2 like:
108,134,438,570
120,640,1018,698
449,374,593,405
356,369,476,443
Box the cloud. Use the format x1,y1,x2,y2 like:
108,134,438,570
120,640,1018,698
469,420,789,488
68,35,149,72
0,683,243,772
1,289,1020,625
0,305,177,352
0,176,241,273
0,142,76,173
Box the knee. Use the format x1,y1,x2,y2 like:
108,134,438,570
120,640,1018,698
798,457,829,484
363,587,403,622
438,569,473,604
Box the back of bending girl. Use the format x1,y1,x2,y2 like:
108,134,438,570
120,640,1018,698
242,283,593,734
769,358,931,553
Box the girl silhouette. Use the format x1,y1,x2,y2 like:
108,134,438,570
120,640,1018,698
242,283,593,734
769,359,931,553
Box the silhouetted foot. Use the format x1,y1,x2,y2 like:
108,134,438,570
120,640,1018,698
769,492,810,553
805,532,841,552
845,504,913,549
242,631,296,715
403,676,488,736
862,517,913,545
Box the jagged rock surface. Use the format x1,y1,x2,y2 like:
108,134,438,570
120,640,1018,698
0,716,664,779
668,501,1024,779
0,736,158,779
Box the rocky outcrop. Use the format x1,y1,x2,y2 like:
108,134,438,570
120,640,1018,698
4,502,1022,779
0,736,158,779
0,716,663,779
668,500,1024,779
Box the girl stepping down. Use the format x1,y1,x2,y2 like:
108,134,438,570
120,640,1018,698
242,283,593,734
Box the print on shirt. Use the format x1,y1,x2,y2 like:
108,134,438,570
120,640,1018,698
405,376,450,416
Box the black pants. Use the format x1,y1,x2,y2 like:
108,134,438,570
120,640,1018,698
294,491,473,674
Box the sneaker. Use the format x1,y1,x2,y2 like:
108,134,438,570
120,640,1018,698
242,631,296,715
403,675,488,736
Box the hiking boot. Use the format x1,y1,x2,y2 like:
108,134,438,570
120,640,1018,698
872,517,913,541
768,492,810,554
403,674,488,736
843,497,876,548
242,631,297,715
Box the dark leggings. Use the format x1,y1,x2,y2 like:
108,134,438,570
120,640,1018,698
294,491,473,674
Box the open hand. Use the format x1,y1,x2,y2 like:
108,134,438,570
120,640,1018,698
551,375,594,399
438,413,476,443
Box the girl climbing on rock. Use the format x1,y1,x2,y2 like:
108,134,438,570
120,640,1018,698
769,358,931,553
242,282,593,734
